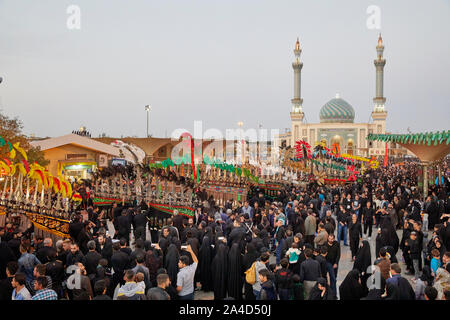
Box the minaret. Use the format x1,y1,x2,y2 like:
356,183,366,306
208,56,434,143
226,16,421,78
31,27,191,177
291,38,304,113
373,34,386,113
371,34,388,153
290,38,305,146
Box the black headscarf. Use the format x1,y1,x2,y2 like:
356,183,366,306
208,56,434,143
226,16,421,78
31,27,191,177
381,217,399,253
198,235,214,292
211,242,229,300
227,243,243,300
354,240,371,274
339,269,364,300
164,243,179,286
419,265,433,286
158,236,170,261
396,277,416,300
243,243,258,270
309,278,335,300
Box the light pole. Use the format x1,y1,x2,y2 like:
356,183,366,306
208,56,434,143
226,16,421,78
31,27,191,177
145,105,151,137
237,121,244,164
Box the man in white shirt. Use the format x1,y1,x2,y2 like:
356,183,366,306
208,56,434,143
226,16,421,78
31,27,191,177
176,244,198,300
11,273,32,300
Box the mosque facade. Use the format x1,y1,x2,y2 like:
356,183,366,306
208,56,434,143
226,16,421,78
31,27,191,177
277,35,389,158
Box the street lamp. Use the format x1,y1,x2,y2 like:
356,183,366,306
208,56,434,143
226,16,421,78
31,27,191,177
145,105,151,137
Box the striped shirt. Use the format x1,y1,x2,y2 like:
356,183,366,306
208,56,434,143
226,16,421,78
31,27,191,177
32,289,58,300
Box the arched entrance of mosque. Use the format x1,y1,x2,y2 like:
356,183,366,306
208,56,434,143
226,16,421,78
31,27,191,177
346,139,354,155
330,135,344,153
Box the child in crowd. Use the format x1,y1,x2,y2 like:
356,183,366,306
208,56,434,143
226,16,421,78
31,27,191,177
430,249,442,276
285,242,301,267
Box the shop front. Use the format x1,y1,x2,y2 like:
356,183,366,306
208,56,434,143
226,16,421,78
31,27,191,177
58,161,98,181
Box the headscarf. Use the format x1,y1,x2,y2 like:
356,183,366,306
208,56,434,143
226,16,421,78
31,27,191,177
211,242,229,300
339,269,364,300
198,235,214,292
419,265,433,286
164,243,179,285
381,217,399,253
354,240,371,274
227,243,243,300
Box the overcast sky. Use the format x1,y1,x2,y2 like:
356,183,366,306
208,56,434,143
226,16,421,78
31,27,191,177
0,0,449,140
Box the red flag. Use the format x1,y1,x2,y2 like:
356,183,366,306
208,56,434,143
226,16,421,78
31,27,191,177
384,143,388,167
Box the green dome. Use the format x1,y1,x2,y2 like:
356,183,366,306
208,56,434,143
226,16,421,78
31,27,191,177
319,96,355,123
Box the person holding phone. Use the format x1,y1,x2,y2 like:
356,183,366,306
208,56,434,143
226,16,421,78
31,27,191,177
176,244,198,300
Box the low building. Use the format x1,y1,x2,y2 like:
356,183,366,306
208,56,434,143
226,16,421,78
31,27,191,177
30,133,120,180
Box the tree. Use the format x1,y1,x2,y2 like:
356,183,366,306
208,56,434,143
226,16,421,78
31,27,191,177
0,111,49,166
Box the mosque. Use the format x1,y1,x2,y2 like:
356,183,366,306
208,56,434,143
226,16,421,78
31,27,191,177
277,35,389,158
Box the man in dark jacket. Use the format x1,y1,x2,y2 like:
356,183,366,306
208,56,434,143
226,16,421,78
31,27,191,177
250,230,265,253
0,261,18,300
35,238,56,265
77,222,93,255
274,258,292,300
117,210,131,244
95,234,113,265
325,234,340,295
349,214,362,260
258,269,277,300
147,273,171,300
7,231,22,260
111,242,130,289
361,201,375,239
299,248,321,299
66,243,86,267
92,279,112,300
274,219,286,265
84,241,102,278
314,246,328,279
69,215,84,241
172,211,185,237
337,207,350,246
407,232,421,280
133,210,148,241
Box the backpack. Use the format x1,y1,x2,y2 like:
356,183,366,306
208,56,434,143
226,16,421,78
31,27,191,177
245,261,257,285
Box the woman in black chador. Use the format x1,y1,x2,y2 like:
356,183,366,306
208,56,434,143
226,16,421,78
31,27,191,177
353,240,372,295
164,243,179,286
242,243,259,300
339,269,364,300
227,242,244,300
376,217,399,256
211,241,229,300
198,234,214,292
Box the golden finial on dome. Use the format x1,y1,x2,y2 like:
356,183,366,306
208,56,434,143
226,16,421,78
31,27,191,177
295,37,300,51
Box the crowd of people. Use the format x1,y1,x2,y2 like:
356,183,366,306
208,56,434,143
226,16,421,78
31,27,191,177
0,161,449,301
